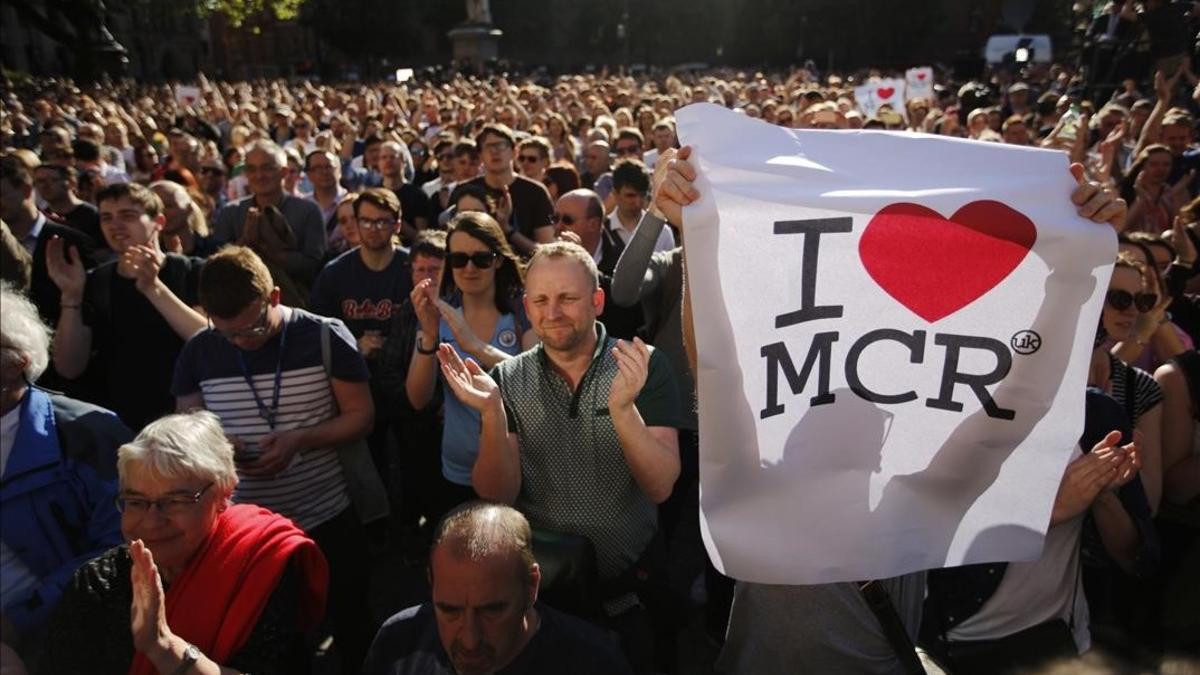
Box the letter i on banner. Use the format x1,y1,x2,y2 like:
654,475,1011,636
853,85,879,121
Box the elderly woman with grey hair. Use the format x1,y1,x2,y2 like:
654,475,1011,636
0,282,128,664
38,411,330,675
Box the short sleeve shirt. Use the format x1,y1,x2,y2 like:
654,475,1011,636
170,307,368,530
309,247,413,341
490,322,680,579
438,307,528,486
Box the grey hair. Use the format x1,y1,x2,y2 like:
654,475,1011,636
0,282,52,381
117,410,238,494
243,139,287,168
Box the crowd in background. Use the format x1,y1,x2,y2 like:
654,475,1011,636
0,16,1199,673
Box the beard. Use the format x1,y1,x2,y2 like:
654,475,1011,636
538,320,591,353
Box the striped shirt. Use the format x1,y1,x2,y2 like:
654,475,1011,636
172,307,370,530
1108,353,1165,423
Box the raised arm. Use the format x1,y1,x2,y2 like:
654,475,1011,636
608,338,680,503
611,212,669,307
45,236,92,379
127,245,207,340
1135,68,1181,158
405,280,443,410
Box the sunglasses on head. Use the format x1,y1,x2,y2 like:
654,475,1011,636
447,251,498,269
551,213,576,226
1105,289,1157,312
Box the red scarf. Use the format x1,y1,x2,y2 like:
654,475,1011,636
128,504,328,675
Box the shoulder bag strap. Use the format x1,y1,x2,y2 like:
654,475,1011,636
859,580,927,675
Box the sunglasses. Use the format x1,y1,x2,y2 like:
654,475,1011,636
517,154,541,164
551,213,576,226
447,251,498,269
1105,289,1157,313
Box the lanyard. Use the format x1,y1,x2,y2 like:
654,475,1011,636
234,321,288,430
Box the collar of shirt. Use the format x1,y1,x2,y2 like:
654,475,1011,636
607,210,646,241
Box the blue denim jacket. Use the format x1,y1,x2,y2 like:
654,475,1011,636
0,388,129,633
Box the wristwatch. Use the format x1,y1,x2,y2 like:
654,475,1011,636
169,643,201,675
416,335,439,355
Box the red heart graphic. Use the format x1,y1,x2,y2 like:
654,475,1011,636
877,87,895,99
917,72,927,81
184,96,195,104
858,200,1037,322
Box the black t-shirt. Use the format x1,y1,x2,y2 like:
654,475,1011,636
309,247,414,343
467,175,555,240
82,254,201,430
362,602,632,675
393,183,433,229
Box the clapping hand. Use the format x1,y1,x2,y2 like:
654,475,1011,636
129,540,174,657
45,235,85,302
1051,431,1141,524
1167,215,1198,265
410,278,441,339
120,244,166,294
435,298,489,356
609,337,651,411
437,344,501,414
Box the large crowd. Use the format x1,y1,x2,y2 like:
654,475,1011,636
1,10,1199,673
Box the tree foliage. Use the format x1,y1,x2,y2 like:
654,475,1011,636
196,0,308,26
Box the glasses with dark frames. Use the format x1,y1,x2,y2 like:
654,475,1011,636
1105,289,1158,313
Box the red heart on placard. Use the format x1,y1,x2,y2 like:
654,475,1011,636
858,200,1037,322
917,72,927,81
184,96,196,104
877,87,895,100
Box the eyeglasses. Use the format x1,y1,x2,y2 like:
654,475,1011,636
213,302,271,340
1105,289,1158,313
517,154,542,164
447,251,498,269
551,213,577,225
116,483,213,517
358,218,397,231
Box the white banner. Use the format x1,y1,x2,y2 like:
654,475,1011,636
854,78,907,121
677,103,1114,584
174,85,201,108
906,67,935,102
